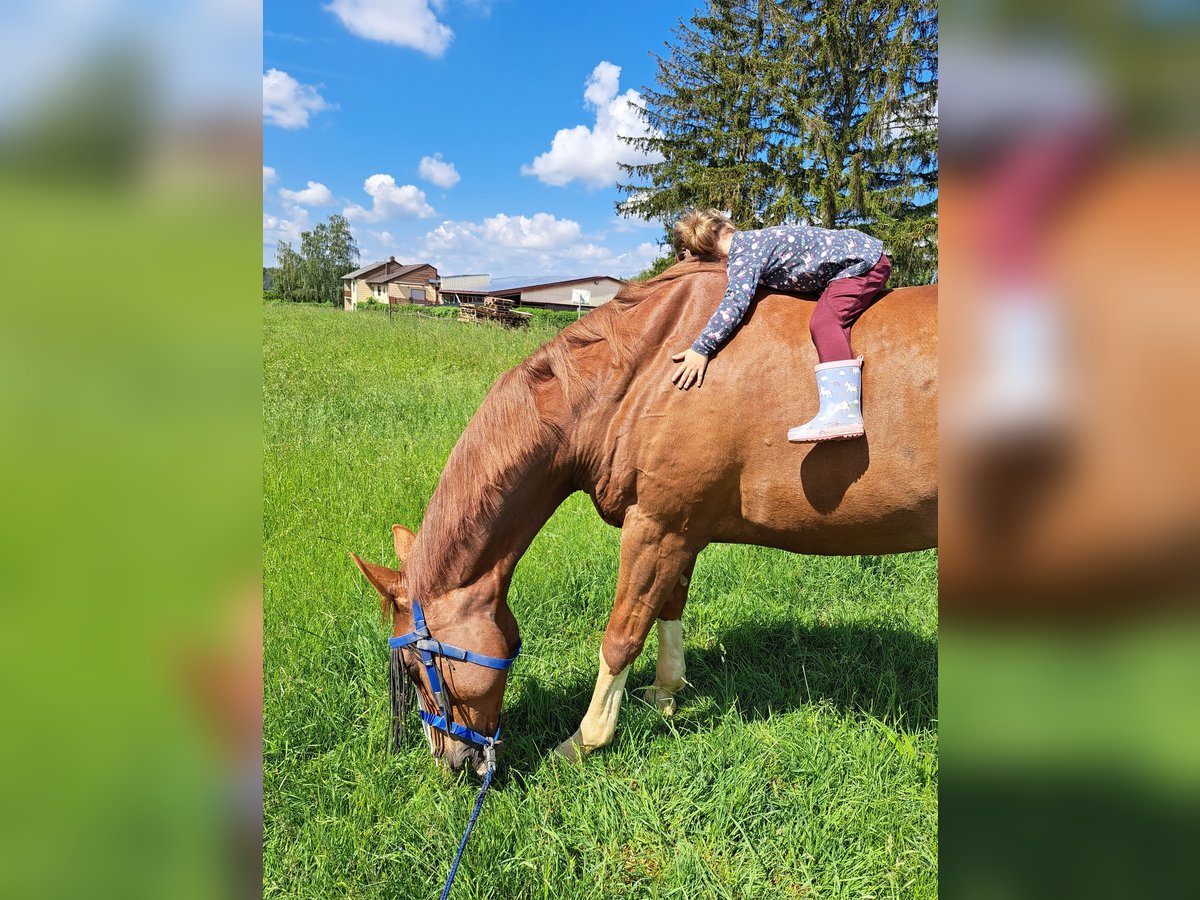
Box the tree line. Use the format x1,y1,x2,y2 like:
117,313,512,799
620,0,937,286
267,214,360,305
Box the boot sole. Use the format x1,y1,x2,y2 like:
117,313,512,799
787,430,865,443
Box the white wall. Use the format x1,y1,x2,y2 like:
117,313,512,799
521,278,623,308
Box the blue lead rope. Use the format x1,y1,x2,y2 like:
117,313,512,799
386,596,518,900
439,763,493,900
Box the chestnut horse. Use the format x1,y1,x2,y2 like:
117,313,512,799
354,259,937,774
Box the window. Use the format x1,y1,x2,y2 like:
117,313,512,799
411,288,426,302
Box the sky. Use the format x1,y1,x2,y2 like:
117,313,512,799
263,1,696,279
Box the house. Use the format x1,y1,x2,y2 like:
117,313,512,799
341,257,439,310
447,275,627,312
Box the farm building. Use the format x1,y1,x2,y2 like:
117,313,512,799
341,257,439,310
438,274,490,305
447,275,627,312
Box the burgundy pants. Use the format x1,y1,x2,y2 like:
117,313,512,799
810,254,892,362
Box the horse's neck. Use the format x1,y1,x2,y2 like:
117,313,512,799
407,389,571,601
407,277,702,598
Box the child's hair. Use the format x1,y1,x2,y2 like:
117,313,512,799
673,209,734,260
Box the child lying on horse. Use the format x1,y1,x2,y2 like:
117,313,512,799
669,209,891,442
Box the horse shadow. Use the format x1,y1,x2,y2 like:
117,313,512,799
499,618,937,775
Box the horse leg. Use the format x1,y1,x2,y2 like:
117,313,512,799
556,510,693,760
637,557,695,716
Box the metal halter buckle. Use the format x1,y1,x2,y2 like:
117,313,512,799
483,740,497,773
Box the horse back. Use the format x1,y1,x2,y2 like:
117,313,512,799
605,281,938,555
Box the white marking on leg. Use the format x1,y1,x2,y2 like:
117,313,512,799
638,619,686,715
655,619,686,694
556,647,630,761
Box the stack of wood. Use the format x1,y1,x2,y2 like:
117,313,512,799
458,295,532,328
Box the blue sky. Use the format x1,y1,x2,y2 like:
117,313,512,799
264,1,694,278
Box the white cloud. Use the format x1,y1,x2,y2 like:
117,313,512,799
583,60,621,107
263,208,310,248
418,212,661,278
263,69,331,129
418,153,460,189
343,173,435,223
482,213,582,249
279,180,335,206
325,0,452,57
522,61,662,189
263,166,277,193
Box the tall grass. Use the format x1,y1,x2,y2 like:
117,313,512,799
264,304,937,899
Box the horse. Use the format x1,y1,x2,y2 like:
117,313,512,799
353,259,938,774
938,157,1200,615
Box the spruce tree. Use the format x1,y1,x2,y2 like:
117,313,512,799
619,0,782,229
771,0,937,284
619,0,937,285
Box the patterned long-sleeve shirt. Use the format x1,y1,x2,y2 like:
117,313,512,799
691,225,885,356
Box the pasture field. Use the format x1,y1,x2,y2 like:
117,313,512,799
264,303,938,899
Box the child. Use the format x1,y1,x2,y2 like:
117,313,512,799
669,209,891,442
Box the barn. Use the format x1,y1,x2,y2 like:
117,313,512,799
438,274,490,306
446,275,627,312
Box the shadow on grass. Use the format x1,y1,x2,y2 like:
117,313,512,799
500,619,936,775
941,775,1200,899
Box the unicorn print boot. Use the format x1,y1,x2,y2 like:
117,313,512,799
787,358,865,442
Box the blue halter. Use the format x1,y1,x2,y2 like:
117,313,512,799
388,597,521,759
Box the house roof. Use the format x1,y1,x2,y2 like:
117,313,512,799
364,264,432,285
342,260,389,279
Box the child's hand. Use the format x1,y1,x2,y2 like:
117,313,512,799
670,349,709,390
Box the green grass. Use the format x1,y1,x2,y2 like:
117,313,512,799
264,303,938,899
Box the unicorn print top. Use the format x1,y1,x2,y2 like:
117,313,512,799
690,225,884,356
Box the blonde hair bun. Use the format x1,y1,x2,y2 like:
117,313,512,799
674,209,734,260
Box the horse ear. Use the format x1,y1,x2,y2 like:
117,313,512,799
351,553,403,605
392,525,416,563
351,553,408,623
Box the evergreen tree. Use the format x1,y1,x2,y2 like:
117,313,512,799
619,0,937,285
771,0,937,283
619,0,783,228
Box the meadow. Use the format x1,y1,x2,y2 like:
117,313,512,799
264,303,938,899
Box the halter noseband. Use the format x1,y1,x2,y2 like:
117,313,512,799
388,597,520,761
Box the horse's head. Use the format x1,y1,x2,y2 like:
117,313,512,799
352,525,519,776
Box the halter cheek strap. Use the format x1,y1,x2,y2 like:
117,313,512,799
388,597,521,754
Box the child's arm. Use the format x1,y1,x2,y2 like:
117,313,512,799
691,244,766,356
669,243,766,390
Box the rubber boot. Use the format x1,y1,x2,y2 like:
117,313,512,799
960,294,1065,439
787,357,865,443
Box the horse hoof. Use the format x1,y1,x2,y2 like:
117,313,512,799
554,731,586,762
637,686,677,716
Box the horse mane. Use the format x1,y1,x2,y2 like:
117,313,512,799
408,362,553,600
521,258,726,396
407,259,726,600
